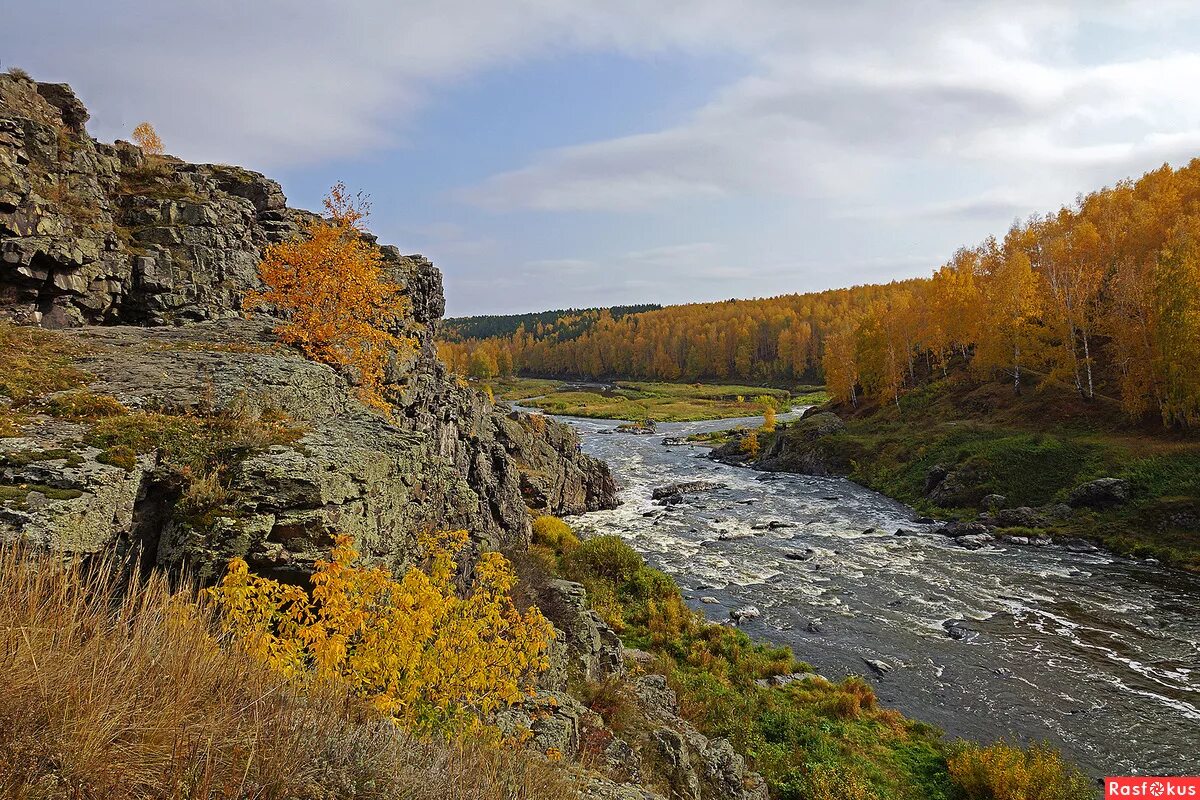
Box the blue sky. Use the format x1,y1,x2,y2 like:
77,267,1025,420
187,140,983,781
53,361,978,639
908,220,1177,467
6,1,1200,315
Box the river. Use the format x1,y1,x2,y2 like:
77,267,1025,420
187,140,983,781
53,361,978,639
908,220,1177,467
544,407,1200,776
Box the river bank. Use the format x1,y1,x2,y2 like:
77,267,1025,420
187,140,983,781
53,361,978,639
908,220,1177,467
544,407,1200,777
486,376,826,422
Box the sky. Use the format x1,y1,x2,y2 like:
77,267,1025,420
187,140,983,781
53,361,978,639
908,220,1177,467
5,1,1200,316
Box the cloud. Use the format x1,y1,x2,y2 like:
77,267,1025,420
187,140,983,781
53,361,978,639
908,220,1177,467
460,3,1200,214
9,1,1200,316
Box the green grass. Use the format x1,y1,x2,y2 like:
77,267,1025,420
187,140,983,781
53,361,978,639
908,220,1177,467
769,372,1200,571
526,519,1090,799
485,378,813,422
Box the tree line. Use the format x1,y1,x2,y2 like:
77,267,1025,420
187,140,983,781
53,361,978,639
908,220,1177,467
440,160,1200,428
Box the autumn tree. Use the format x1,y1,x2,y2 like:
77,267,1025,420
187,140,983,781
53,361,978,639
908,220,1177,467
245,183,413,416
131,122,164,155
211,532,553,732
762,405,777,432
1154,216,1200,426
974,237,1043,394
822,323,860,406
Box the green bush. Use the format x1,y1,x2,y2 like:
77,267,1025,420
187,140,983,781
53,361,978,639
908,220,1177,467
531,515,580,550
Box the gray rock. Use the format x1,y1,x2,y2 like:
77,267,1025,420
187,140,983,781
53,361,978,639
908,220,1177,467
754,671,825,688
862,658,893,675
540,579,624,683
955,533,994,550
1068,478,1130,508
729,606,761,624
651,481,726,502
980,493,1007,511
938,521,992,538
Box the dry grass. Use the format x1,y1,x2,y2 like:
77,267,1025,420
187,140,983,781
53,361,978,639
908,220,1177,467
0,545,578,800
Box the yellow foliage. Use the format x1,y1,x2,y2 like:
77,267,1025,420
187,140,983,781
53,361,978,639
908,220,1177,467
762,405,776,432
210,532,554,733
244,183,414,417
532,515,580,550
131,121,164,155
948,740,1094,800
741,430,760,457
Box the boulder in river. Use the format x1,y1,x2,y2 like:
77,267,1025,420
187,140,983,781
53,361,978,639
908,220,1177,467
651,480,727,502
942,620,976,641
937,521,992,538
700,596,720,604
730,606,761,624
862,658,893,675
955,533,994,550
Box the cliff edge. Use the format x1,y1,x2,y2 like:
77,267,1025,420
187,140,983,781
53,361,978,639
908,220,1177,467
0,72,617,579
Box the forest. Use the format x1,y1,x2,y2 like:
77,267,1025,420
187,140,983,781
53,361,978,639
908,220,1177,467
442,303,662,341
440,159,1200,429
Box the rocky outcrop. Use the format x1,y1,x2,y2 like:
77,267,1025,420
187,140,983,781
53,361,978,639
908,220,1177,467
0,74,617,578
1,73,301,326
723,411,845,474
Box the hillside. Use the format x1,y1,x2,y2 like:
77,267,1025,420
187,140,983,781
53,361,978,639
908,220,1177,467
711,367,1200,572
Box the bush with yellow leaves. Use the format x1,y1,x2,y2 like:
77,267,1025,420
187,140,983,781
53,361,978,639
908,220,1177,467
948,740,1095,800
210,531,553,733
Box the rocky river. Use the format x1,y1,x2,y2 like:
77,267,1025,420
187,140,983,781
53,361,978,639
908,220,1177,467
545,408,1200,777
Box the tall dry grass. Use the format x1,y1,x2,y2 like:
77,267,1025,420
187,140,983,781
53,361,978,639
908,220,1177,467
0,545,575,800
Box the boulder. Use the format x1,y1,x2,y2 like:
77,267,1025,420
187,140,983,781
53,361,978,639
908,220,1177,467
955,533,994,550
540,580,624,683
729,606,761,624
993,506,1046,529
937,521,992,538
980,493,1007,511
651,481,726,503
1068,478,1130,509
862,658,893,675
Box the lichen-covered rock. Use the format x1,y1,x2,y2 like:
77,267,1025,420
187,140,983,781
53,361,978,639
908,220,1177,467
1,75,301,326
540,579,625,683
0,318,616,580
0,74,617,574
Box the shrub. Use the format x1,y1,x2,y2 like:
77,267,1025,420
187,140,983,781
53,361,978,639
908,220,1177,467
44,389,128,420
742,430,761,456
0,543,574,799
210,532,554,732
532,515,579,550
563,535,644,585
948,740,1096,800
245,183,415,417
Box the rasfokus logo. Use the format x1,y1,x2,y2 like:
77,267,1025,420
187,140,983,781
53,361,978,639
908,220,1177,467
1107,777,1200,798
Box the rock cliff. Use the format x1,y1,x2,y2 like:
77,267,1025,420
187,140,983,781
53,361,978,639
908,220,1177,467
0,72,617,578
0,72,770,800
